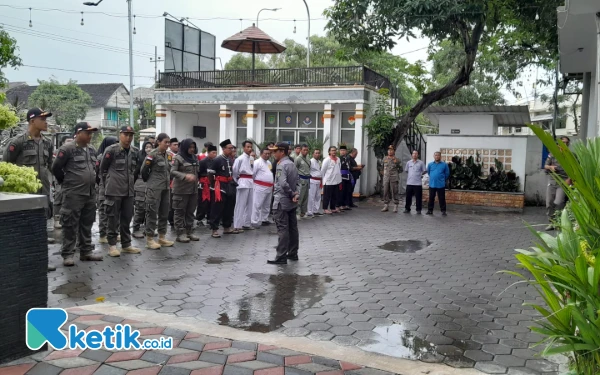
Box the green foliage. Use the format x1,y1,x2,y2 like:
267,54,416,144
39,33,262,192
28,79,92,130
224,54,269,70
365,89,396,160
305,135,330,158
0,162,42,193
0,27,22,88
0,93,19,130
449,156,519,192
504,127,600,374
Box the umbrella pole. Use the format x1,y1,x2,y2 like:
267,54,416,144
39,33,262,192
252,42,256,83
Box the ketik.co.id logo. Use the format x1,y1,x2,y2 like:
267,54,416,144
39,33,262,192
26,308,173,350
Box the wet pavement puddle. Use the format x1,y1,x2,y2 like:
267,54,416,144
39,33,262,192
359,324,438,360
206,257,239,264
378,240,431,253
52,282,92,295
218,273,332,333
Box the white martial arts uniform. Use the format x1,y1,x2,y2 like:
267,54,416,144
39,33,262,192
251,157,273,225
232,152,254,229
308,157,323,215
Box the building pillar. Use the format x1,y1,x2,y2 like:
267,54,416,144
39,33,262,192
353,103,366,196
323,104,334,152
219,105,232,143
580,72,591,144
155,105,167,134
246,104,257,142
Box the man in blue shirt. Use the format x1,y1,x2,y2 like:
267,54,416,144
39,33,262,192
426,151,450,216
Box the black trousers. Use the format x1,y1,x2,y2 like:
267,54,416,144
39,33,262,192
405,185,423,212
209,190,236,230
428,188,447,213
338,179,353,207
274,206,299,261
323,184,339,210
196,187,211,221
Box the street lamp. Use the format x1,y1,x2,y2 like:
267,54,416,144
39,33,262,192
302,0,310,68
256,8,281,27
84,0,134,129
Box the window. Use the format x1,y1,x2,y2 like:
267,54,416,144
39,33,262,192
340,112,356,147
236,111,248,150
263,111,324,144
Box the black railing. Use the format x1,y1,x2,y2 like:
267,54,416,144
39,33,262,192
158,66,392,91
404,120,427,158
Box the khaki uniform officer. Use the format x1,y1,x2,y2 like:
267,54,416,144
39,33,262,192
51,122,104,266
171,138,200,243
141,133,175,249
99,126,141,257
3,108,57,271
381,145,402,213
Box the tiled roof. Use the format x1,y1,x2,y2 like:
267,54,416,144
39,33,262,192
4,83,128,108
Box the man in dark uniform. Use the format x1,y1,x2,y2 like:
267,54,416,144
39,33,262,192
268,142,300,265
349,148,364,208
544,136,571,230
196,144,217,226
99,126,141,257
3,108,56,271
51,123,104,266
338,145,354,210
208,139,237,238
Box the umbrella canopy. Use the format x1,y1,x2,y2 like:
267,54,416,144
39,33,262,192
221,24,286,54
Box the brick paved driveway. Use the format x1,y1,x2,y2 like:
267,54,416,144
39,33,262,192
47,204,565,375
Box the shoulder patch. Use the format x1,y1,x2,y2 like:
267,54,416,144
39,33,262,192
8,145,15,152
146,155,153,160
58,151,65,158
105,152,111,159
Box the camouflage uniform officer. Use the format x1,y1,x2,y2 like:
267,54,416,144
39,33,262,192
51,122,104,266
3,108,56,271
96,136,118,244
99,126,141,257
381,145,403,213
141,133,175,249
171,138,200,243
132,141,153,238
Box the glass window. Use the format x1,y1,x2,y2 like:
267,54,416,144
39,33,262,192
264,129,278,143
298,112,317,129
280,130,295,144
341,112,356,129
236,128,247,150
264,112,278,128
318,112,325,127
280,112,297,128
298,131,316,144
184,26,200,54
341,130,355,147
317,130,324,143
237,112,247,128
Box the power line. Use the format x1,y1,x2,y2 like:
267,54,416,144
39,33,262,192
20,64,155,79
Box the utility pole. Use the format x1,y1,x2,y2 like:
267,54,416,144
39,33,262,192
150,46,163,83
127,0,134,127
551,59,559,140
302,0,310,68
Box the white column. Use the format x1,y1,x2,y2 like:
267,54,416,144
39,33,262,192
155,105,167,134
219,105,232,143
246,104,257,142
323,104,334,152
353,103,365,196
580,72,591,144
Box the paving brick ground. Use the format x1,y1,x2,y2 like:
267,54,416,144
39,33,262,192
0,308,382,375
43,203,567,375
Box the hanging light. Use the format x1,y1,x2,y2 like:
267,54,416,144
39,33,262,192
239,18,243,33
81,12,84,26
29,8,32,27
293,19,296,33
133,15,137,34
535,12,539,20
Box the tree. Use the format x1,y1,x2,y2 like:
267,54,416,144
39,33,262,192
0,27,22,88
325,0,561,146
28,79,93,131
0,93,19,130
224,54,269,70
269,36,348,68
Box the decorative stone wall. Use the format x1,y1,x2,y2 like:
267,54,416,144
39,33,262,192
440,148,513,175
0,194,48,364
423,189,525,209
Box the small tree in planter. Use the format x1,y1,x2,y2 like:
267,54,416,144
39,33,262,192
0,162,42,193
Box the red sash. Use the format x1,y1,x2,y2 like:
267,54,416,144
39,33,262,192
254,180,274,188
239,174,252,179
214,176,232,202
311,176,323,188
199,176,210,202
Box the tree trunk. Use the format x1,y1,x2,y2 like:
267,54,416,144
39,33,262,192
391,18,486,148
572,93,580,134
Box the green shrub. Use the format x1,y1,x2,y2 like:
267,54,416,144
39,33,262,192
0,161,42,193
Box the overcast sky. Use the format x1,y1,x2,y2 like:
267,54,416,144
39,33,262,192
2,0,430,87
2,0,537,103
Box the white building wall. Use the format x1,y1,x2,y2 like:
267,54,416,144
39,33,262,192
589,70,599,139
523,136,546,204
172,111,220,149
105,86,131,110
438,115,496,135
82,107,104,128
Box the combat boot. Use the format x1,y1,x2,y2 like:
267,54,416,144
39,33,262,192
176,233,190,243
80,253,104,262
122,245,141,254
108,245,120,257
158,234,174,247
98,236,108,244
63,257,74,267
54,216,62,229
146,236,161,249
132,228,144,238
381,204,389,212
393,205,398,213
187,229,200,241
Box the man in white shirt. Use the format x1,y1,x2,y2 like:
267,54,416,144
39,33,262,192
251,148,273,226
320,146,342,214
308,149,323,217
232,140,254,231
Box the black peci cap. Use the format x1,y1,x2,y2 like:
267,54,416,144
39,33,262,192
219,139,232,148
207,145,217,152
